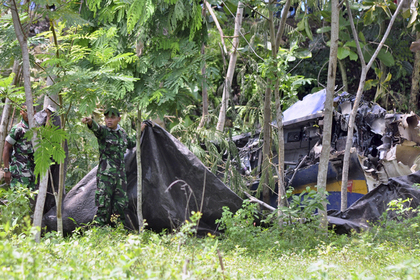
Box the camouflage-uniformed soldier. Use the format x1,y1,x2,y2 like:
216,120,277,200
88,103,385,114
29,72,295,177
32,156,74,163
3,105,36,190
82,108,145,227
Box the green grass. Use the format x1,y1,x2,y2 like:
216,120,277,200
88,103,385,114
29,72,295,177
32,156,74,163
1,189,420,279
0,217,420,279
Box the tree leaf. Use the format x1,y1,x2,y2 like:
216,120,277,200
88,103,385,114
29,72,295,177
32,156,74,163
364,79,378,91
349,50,358,61
377,49,395,67
337,47,350,60
304,17,313,41
358,31,366,43
316,26,331,34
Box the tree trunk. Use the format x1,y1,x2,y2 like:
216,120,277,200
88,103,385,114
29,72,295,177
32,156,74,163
341,0,404,212
11,0,48,242
274,80,286,209
56,95,66,235
198,4,208,129
49,19,66,236
136,108,144,231
198,41,209,129
410,31,420,113
261,85,272,204
268,0,291,209
216,2,244,132
0,98,11,167
317,0,339,231
0,60,19,166
260,0,289,205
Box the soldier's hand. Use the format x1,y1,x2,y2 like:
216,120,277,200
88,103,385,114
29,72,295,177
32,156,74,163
141,120,153,132
82,117,93,126
45,109,52,117
4,171,11,184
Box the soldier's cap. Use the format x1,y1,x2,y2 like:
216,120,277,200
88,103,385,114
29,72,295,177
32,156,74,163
104,107,120,117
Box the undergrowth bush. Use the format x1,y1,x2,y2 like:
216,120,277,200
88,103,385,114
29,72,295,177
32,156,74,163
1,189,420,278
0,184,34,235
353,197,420,248
216,188,331,254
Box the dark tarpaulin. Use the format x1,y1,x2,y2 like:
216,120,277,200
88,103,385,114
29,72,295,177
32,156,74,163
43,124,243,234
327,171,420,234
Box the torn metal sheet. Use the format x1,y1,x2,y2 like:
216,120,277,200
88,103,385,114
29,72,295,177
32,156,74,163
349,108,420,190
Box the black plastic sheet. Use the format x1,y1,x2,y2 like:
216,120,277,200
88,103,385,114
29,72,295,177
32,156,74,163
43,124,243,234
328,171,420,234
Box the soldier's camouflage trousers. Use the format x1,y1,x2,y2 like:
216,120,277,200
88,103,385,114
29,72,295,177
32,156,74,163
94,174,128,227
10,174,36,191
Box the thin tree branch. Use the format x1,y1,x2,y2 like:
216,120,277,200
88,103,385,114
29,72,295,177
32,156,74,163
204,1,227,54
244,191,276,212
242,2,269,20
345,0,365,66
275,0,291,49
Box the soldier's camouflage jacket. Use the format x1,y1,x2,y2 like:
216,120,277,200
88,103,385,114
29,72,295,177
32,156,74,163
5,119,36,189
89,120,136,180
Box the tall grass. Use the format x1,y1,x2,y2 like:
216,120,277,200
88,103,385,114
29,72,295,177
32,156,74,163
1,188,420,279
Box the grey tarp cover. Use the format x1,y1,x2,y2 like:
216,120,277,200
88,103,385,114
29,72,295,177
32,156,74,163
43,124,243,234
327,171,420,234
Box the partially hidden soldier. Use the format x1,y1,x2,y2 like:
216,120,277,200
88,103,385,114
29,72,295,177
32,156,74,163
82,108,146,228
3,105,37,190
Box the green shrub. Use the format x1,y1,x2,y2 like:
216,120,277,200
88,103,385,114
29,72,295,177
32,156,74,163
216,194,331,254
355,198,420,247
0,184,35,235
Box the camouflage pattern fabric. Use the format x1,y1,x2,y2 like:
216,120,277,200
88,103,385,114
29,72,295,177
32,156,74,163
88,120,135,226
95,175,128,226
5,119,36,190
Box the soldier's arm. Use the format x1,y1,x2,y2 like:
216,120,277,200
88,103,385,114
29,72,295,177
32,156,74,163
81,117,93,126
45,108,52,127
3,140,13,184
128,120,151,149
127,121,150,149
82,117,104,138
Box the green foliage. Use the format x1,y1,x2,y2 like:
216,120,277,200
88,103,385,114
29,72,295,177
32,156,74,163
362,0,397,25
386,198,419,222
171,211,203,247
279,186,328,224
259,44,314,110
64,118,100,189
31,125,67,178
0,184,34,235
216,198,329,254
126,0,155,33
0,73,25,105
36,23,139,115
170,113,226,166
216,200,265,249
1,207,420,278
81,0,207,123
